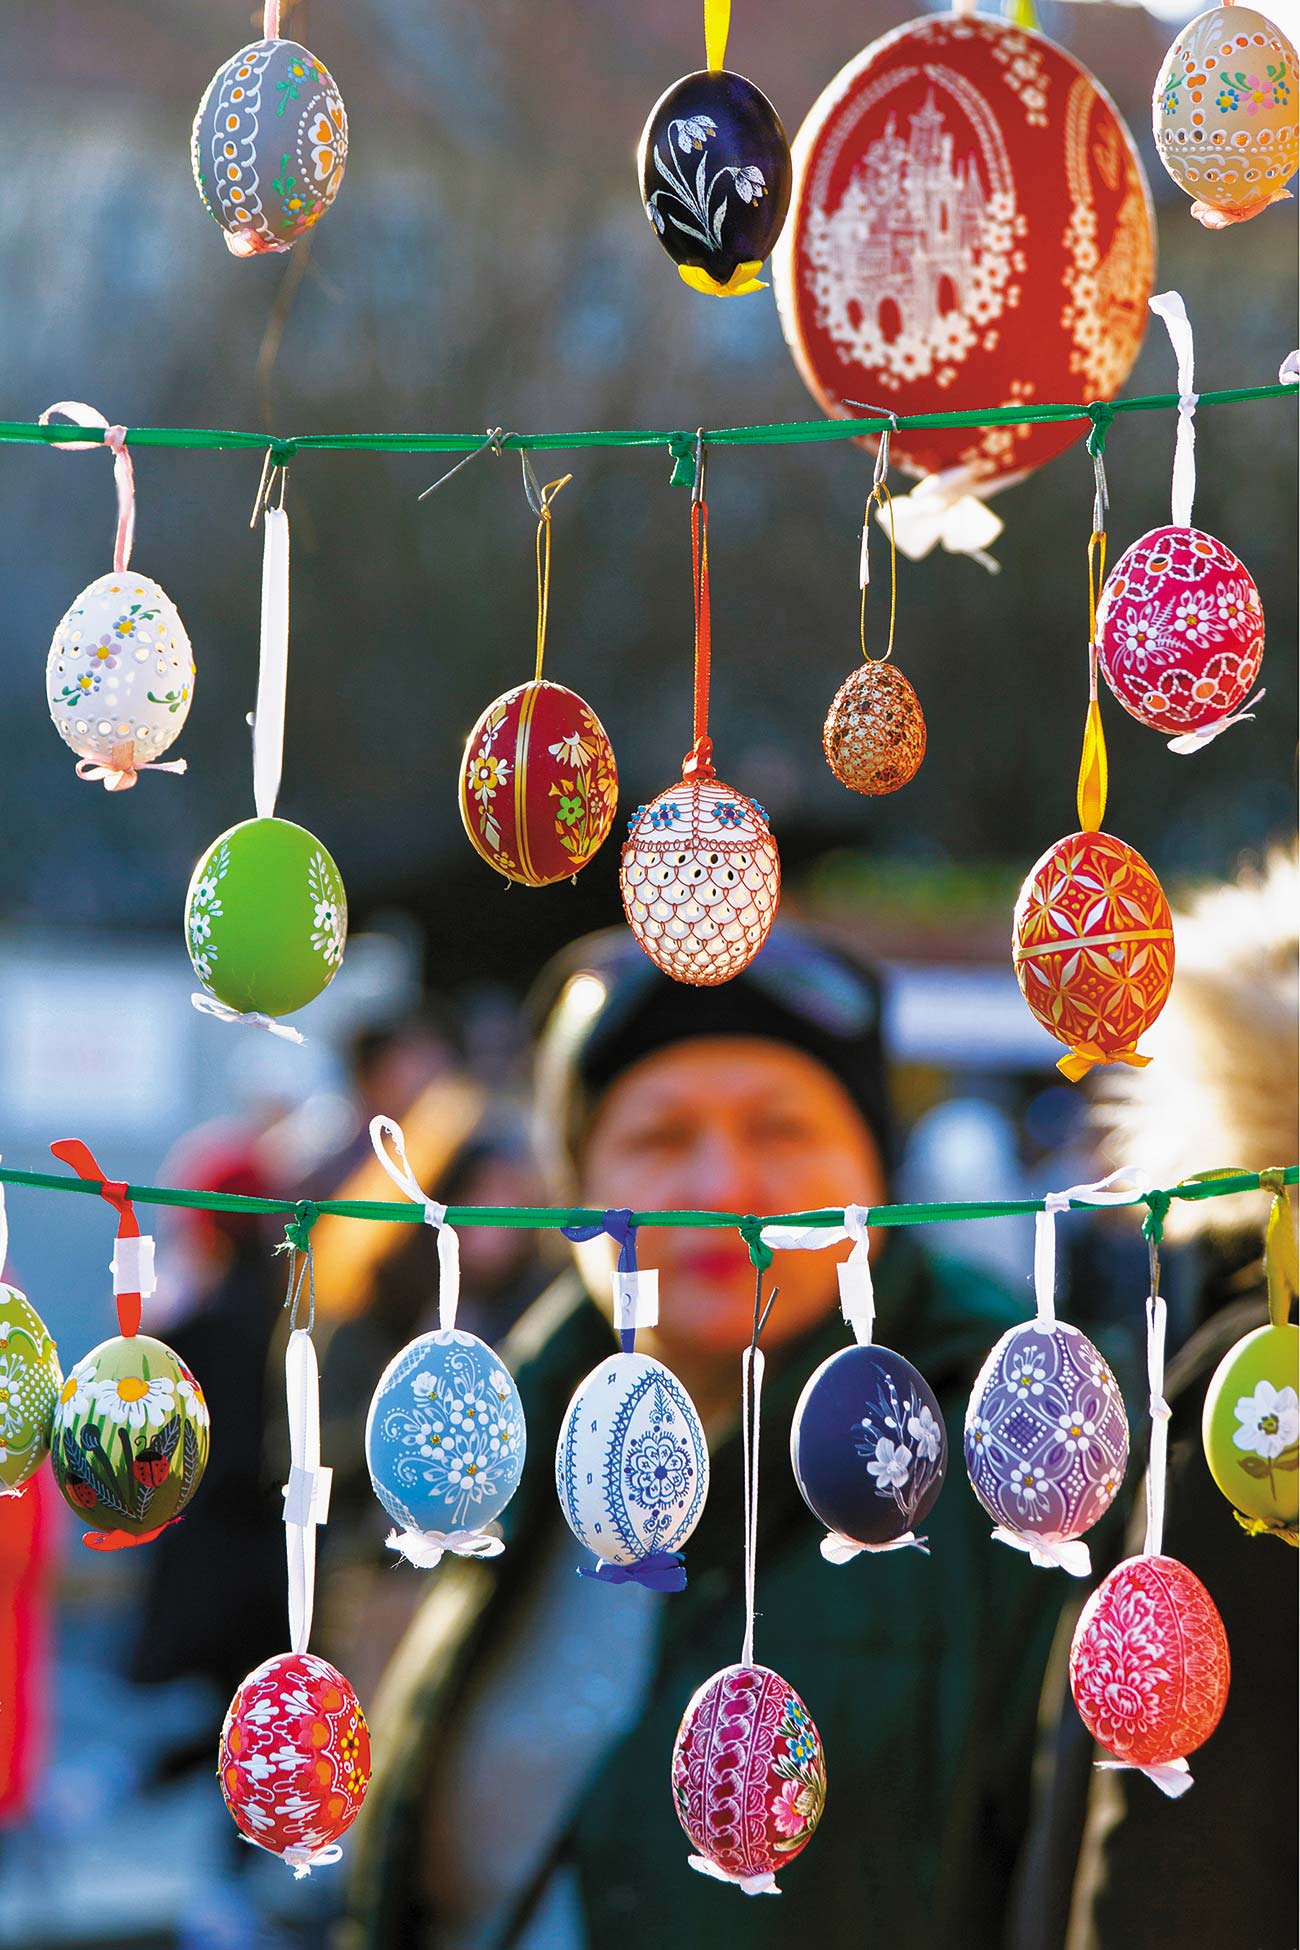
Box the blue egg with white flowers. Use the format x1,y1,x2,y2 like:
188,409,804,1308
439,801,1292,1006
791,1343,947,1548
365,1328,525,1541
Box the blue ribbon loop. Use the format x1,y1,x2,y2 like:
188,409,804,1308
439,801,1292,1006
561,1208,639,1353
578,1551,686,1592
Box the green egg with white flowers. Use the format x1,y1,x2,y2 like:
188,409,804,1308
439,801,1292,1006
1202,1322,1299,1535
0,1285,62,1493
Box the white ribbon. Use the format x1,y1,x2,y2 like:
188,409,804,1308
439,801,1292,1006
740,1343,764,1669
283,1327,331,1656
1167,688,1265,755
1033,1168,1148,1332
40,401,136,572
385,1526,505,1569
1281,351,1300,386
0,1169,8,1281
253,505,290,822
1149,293,1197,529
1143,1288,1171,1560
111,1234,156,1300
688,1855,780,1897
74,755,188,791
281,1841,344,1879
189,992,305,1043
880,468,1003,572
837,1203,874,1345
991,1525,1092,1577
1096,1756,1193,1800
369,1114,460,1332
821,1528,929,1563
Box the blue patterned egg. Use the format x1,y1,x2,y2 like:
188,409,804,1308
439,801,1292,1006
791,1344,946,1547
964,1321,1128,1546
192,38,348,256
365,1330,525,1541
555,1352,709,1569
0,1285,62,1494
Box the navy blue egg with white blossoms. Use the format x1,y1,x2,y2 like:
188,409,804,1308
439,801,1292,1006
790,1344,947,1547
963,1322,1128,1545
638,69,792,293
556,1352,709,1567
365,1329,525,1538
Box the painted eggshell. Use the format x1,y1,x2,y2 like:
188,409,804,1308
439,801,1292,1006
1013,830,1174,1076
639,70,792,294
823,661,927,795
0,1286,62,1494
1097,526,1264,737
1070,1553,1230,1767
186,817,347,1019
964,1320,1128,1545
791,1343,946,1546
365,1329,526,1539
621,776,781,986
219,1651,370,1863
773,11,1154,491
1202,1322,1299,1529
672,1663,826,1886
50,1334,210,1538
46,572,194,775
459,680,619,887
192,39,348,256
1154,7,1298,228
555,1352,709,1567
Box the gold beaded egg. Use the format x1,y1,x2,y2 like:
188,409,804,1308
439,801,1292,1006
823,662,927,796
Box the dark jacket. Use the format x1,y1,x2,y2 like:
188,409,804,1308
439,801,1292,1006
342,1234,1064,1950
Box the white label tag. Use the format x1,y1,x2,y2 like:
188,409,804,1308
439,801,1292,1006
612,1269,659,1333
837,1257,875,1343
111,1234,156,1297
283,1463,332,1528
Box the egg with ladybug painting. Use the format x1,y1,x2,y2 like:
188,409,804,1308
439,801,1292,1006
219,1651,370,1872
791,1343,947,1550
49,1334,209,1541
1070,1554,1230,1769
621,776,781,985
192,38,348,256
640,70,792,295
0,1285,62,1494
459,681,618,887
672,1663,826,1890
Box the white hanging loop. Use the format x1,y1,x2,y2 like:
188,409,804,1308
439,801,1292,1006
838,1204,875,1345
1167,687,1266,755
1143,1282,1171,1561
368,1114,460,1332
687,1854,780,1897
0,1170,8,1283
283,1311,331,1658
1032,1167,1151,1332
1278,350,1299,386
740,1341,764,1669
253,504,290,821
39,402,137,572
1149,292,1198,529
189,993,306,1044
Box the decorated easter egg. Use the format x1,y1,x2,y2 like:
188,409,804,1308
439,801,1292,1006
46,572,194,783
964,1320,1129,1562
1154,8,1298,229
50,1334,209,1539
639,70,792,295
672,1663,826,1889
365,1329,526,1544
1013,830,1174,1079
186,817,346,1020
0,1286,62,1494
192,38,348,256
1096,525,1265,740
773,11,1154,493
823,661,926,795
1070,1554,1230,1767
1202,1321,1299,1532
555,1352,709,1576
459,680,619,887
219,1651,370,1870
621,776,781,985
791,1343,946,1548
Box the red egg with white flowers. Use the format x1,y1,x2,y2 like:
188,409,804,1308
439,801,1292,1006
218,1651,370,1873
1069,1553,1230,1769
671,1663,825,1890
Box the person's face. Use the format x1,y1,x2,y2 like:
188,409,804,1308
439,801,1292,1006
577,1036,888,1370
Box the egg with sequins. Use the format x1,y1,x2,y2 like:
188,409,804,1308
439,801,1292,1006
459,680,619,887
791,1344,947,1549
621,776,781,985
639,70,792,295
219,1651,370,1870
50,1334,210,1541
555,1352,709,1576
1154,7,1298,229
1201,1321,1299,1534
672,1663,826,1890
365,1329,526,1546
0,1286,62,1494
186,817,347,1021
46,572,194,784
192,38,348,256
1070,1554,1230,1768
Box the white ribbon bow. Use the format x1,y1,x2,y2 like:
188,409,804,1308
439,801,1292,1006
74,755,188,792
1096,1756,1193,1799
821,1529,929,1563
880,468,1004,572
385,1526,505,1569
1166,689,1266,756
283,1327,332,1656
991,1526,1093,1577
688,1855,780,1897
280,1841,345,1879
369,1114,460,1332
1149,292,1198,530
1280,351,1300,386
189,993,306,1043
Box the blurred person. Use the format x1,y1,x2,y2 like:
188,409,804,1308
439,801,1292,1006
342,924,1065,1950
1012,842,1299,1950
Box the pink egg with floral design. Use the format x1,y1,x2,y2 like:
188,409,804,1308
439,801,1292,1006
219,1651,370,1873
1069,1553,1230,1769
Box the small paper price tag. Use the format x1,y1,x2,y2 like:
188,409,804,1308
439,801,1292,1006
837,1256,875,1344
612,1269,659,1334
111,1233,156,1297
283,1463,333,1528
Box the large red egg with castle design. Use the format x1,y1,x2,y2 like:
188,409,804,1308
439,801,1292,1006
1013,830,1174,1079
219,1651,370,1870
459,680,618,887
671,1663,825,1891
1069,1554,1230,1767
772,11,1155,493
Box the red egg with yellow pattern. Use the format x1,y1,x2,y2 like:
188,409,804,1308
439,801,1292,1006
1069,1553,1230,1769
459,680,619,887
219,1651,370,1873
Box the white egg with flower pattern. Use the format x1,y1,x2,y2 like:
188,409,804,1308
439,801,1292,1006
556,1352,710,1568
46,572,194,775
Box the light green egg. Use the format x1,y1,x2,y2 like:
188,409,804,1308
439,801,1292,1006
0,1285,62,1493
185,815,347,1019
1202,1322,1299,1531
50,1333,210,1537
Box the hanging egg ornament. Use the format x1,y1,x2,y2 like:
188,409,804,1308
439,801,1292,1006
1202,1321,1299,1535
219,1651,370,1871
50,1334,209,1541
672,1664,826,1889
1070,1555,1230,1770
459,681,619,886
186,817,347,1021
366,1330,526,1552
620,776,781,986
1154,8,1298,229
1096,526,1265,741
791,1344,946,1550
964,1321,1128,1567
823,662,926,795
773,12,1154,494
0,1286,62,1495
46,572,194,784
192,38,348,256
639,71,792,295
556,1353,709,1580
1013,830,1174,1080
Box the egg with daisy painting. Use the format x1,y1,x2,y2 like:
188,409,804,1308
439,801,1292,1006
0,1285,62,1494
50,1334,209,1540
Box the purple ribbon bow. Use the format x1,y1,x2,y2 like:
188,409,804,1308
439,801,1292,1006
578,1551,686,1592
561,1207,639,1353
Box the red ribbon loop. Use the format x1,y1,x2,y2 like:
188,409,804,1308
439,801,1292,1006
49,1140,143,1335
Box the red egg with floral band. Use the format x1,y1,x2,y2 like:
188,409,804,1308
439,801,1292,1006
1070,1554,1230,1772
219,1651,370,1875
459,680,618,887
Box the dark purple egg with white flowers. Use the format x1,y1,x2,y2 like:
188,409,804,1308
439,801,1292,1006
791,1344,947,1547
638,70,792,295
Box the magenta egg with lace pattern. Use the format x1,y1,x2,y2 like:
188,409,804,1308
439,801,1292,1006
1069,1553,1230,1768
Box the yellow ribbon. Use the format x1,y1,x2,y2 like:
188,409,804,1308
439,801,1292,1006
705,0,731,71
861,483,897,664
1233,1510,1300,1547
677,260,766,298
1263,1175,1299,1330
1077,528,1109,832
1056,1042,1152,1082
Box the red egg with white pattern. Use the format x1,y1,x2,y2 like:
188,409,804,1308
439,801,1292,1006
671,1663,825,1890
1069,1553,1230,1768
219,1651,370,1872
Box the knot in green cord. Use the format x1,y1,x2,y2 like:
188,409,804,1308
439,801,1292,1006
269,438,298,468
1085,401,1114,457
284,1199,320,1254
666,431,696,488
1142,1188,1172,1246
1259,1166,1288,1196
738,1215,774,1272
